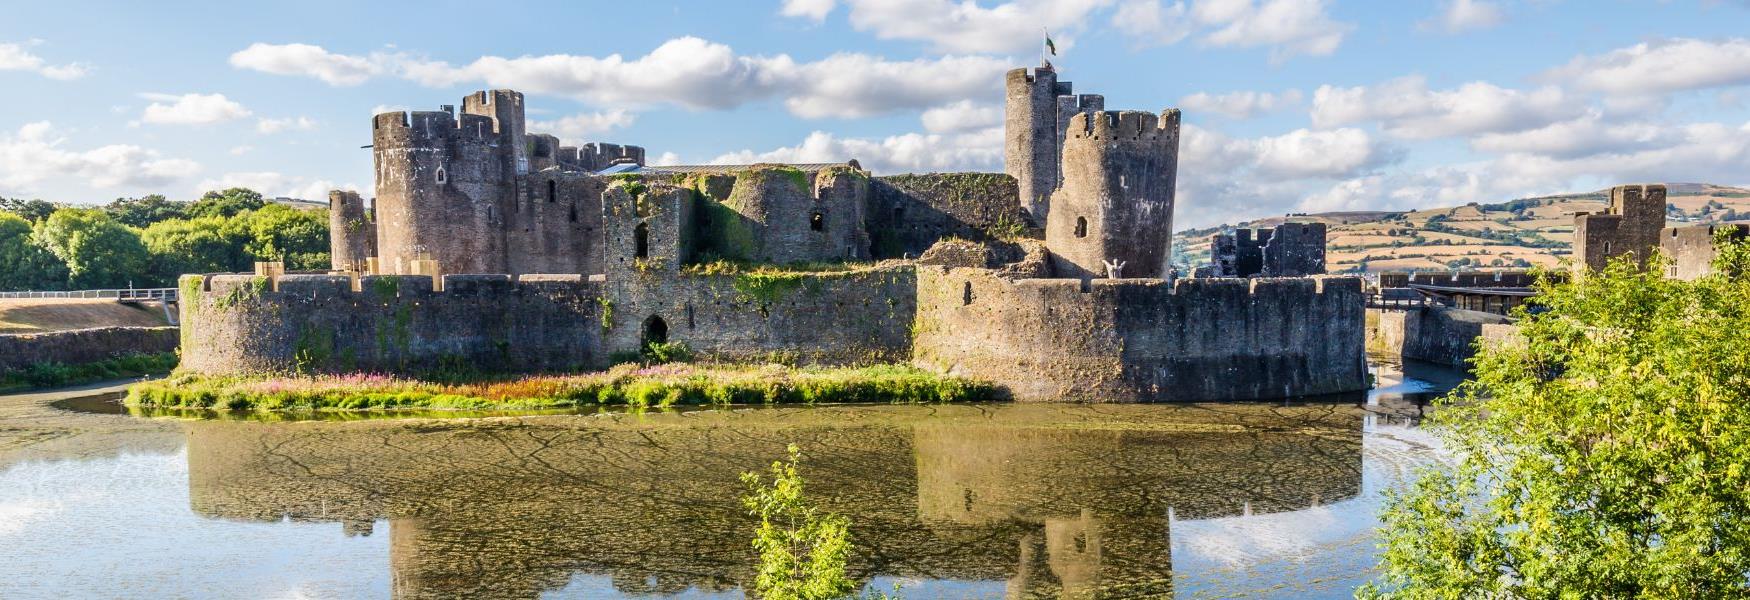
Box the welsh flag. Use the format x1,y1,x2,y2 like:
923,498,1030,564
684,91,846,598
1045,34,1057,56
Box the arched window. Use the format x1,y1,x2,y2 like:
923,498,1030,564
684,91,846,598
962,281,974,305
547,180,557,202
435,167,447,185
634,222,650,258
1075,216,1088,238
811,212,825,231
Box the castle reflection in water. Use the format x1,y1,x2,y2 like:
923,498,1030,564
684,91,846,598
174,398,1408,599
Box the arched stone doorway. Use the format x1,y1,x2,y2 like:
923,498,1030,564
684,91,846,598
642,315,668,348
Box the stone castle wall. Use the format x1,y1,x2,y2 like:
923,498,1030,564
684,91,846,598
1662,224,1749,280
0,326,179,374
1574,183,1667,271
178,273,605,375
867,173,1027,259
1372,306,1517,367
911,268,1368,401
1045,110,1181,280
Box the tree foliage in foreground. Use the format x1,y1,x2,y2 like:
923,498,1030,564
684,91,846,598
742,444,857,600
1364,232,1750,599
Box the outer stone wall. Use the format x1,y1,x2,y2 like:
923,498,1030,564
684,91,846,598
604,265,918,365
0,326,178,373
178,273,603,375
912,268,1368,402
1662,224,1749,280
1372,306,1516,367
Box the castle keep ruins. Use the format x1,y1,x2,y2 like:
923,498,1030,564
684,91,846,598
178,63,1366,403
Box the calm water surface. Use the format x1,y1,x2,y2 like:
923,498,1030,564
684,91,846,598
0,358,1461,599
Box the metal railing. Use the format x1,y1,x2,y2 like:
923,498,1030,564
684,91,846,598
1364,294,1442,310
0,288,178,302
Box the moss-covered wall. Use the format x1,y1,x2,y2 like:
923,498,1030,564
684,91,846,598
867,173,1028,259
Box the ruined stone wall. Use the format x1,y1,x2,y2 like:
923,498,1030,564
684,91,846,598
866,173,1027,259
1574,183,1667,271
912,268,1367,401
604,265,918,365
1662,224,1748,280
178,273,603,375
1373,306,1515,367
1263,223,1327,276
327,190,375,272
1045,110,1181,280
0,326,178,373
694,166,869,264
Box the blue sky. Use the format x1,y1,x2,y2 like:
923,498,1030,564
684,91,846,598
3,0,1750,228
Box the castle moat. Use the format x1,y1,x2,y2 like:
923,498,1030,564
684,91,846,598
0,357,1458,599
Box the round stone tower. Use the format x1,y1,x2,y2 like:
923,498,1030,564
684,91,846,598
371,108,510,274
1044,109,1182,280
1005,66,1062,224
327,190,375,271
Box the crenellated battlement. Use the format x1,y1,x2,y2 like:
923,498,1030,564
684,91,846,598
1066,110,1181,142
189,272,596,299
371,110,499,144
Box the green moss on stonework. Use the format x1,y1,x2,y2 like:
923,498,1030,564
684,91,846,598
213,276,270,311
698,199,759,260
371,277,399,303
292,326,335,375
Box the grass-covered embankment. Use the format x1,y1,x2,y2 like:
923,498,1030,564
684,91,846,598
126,363,997,412
1,352,178,392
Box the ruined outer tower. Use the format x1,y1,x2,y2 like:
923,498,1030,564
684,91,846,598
1045,110,1182,280
327,190,375,271
1005,66,1103,224
1574,183,1667,271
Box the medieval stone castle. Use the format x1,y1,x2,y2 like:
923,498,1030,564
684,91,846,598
178,63,1367,402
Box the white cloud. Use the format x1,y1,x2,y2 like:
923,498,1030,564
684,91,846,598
835,0,1113,54
710,127,1004,174
139,93,253,126
1196,0,1352,61
528,110,637,144
1544,38,1750,95
1421,0,1504,34
229,42,385,86
255,116,317,134
920,100,1004,134
229,145,254,156
780,0,837,22
1172,123,1397,226
1179,89,1302,118
1470,111,1674,159
651,151,684,166
0,41,87,80
1112,0,1195,47
0,122,200,194
195,171,357,201
1311,76,1580,139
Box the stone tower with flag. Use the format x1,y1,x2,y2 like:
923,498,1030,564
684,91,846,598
1004,63,1104,224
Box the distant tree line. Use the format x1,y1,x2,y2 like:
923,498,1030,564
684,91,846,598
0,188,328,291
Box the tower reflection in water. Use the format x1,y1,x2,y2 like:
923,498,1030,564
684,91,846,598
180,402,1365,599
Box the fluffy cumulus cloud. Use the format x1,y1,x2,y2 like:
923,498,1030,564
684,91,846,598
1420,0,1504,34
528,110,637,144
139,93,253,126
1311,76,1580,139
0,41,87,80
1194,0,1352,61
710,128,1004,174
779,0,837,22
1172,123,1399,226
238,39,1009,120
0,122,200,194
255,116,316,134
920,100,1004,134
1179,89,1302,118
1544,38,1750,95
229,42,385,86
194,171,357,201
1470,111,1675,159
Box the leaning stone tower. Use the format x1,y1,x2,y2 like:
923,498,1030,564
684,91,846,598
327,190,375,272
1044,110,1182,280
1005,65,1103,224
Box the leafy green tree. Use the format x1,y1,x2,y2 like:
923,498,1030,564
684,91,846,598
140,216,252,282
1364,232,1750,598
741,444,857,600
239,204,329,269
0,198,59,223
187,187,266,219
30,208,149,289
0,213,68,290
104,194,188,228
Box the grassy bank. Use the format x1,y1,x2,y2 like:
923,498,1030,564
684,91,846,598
1,352,179,392
126,363,997,412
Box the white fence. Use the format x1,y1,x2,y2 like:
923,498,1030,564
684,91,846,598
0,288,178,302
